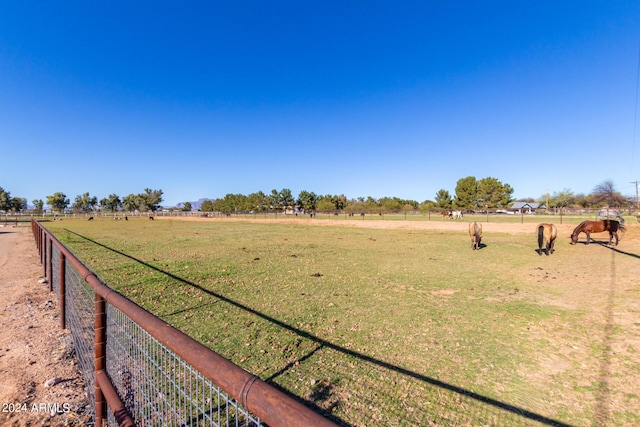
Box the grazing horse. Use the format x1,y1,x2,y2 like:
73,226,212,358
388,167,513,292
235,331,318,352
570,220,625,246
536,223,558,255
469,222,482,250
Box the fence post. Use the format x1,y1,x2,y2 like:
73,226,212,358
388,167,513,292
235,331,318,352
95,292,107,426
60,253,66,330
48,238,53,292
42,232,47,277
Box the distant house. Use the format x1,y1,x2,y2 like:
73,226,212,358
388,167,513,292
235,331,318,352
509,202,544,214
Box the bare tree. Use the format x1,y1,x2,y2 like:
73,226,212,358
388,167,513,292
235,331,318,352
592,180,627,207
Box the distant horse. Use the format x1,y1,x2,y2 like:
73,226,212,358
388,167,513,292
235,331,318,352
596,209,625,224
536,223,558,256
451,210,463,220
441,211,451,219
570,220,625,246
149,216,154,221
469,222,482,250
88,217,93,221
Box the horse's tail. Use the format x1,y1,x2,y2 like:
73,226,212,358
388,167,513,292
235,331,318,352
537,224,545,250
619,222,627,233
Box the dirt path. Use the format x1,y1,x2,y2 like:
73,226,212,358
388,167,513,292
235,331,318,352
0,226,89,426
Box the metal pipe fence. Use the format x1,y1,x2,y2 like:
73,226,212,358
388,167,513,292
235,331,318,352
32,220,337,427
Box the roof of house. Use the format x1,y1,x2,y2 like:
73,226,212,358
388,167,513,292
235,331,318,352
510,202,543,209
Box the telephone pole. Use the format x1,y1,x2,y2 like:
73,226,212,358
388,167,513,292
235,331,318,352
632,181,639,212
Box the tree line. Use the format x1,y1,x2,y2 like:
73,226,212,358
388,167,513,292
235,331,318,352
0,178,633,215
0,187,163,214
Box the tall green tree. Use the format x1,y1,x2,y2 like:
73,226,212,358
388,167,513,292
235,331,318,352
435,189,452,209
122,193,140,212
10,197,27,212
72,192,98,212
138,188,163,212
32,199,44,214
247,192,267,211
270,188,294,211
297,190,317,212
46,192,70,213
100,194,122,212
477,177,514,208
200,200,214,212
454,176,478,209
0,187,11,211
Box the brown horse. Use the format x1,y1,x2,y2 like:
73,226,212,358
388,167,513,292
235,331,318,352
469,222,482,250
537,223,557,255
570,220,625,246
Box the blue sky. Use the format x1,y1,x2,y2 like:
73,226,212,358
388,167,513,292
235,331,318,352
2,2,640,207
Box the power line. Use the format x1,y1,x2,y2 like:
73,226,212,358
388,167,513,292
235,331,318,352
632,39,640,179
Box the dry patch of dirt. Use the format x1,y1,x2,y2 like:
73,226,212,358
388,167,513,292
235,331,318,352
0,226,89,426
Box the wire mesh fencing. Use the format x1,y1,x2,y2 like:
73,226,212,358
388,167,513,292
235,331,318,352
106,304,262,426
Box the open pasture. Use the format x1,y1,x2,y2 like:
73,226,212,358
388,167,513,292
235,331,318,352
45,217,640,426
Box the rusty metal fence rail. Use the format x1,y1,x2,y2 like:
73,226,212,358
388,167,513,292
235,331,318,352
32,220,337,427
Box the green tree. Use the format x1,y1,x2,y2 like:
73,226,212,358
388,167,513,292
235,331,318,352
379,197,403,211
122,193,140,212
138,188,163,212
0,187,10,212
270,188,294,212
549,188,575,209
477,177,514,209
454,176,478,209
46,192,70,213
435,189,452,209
100,194,122,212
32,199,44,214
200,200,214,212
331,194,347,210
247,192,267,211
297,190,317,212
72,192,98,212
316,196,335,211
10,197,27,212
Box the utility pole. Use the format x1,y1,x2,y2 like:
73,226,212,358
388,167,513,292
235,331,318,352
632,181,639,212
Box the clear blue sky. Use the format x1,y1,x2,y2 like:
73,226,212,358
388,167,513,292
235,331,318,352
2,1,640,207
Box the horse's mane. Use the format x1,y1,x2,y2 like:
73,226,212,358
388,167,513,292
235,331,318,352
571,221,589,237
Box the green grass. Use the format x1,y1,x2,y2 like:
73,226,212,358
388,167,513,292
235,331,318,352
44,218,640,426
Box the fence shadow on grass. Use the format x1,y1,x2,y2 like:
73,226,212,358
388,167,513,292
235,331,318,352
65,229,573,427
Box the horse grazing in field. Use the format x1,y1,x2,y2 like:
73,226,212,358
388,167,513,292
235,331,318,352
469,222,482,250
570,220,625,246
441,210,451,219
536,223,558,256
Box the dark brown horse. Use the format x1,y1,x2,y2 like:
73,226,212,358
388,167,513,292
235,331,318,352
469,222,482,250
537,223,557,255
570,220,625,246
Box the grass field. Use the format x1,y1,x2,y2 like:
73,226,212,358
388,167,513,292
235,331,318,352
44,216,640,426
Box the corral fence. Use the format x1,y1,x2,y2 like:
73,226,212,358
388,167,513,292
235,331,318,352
31,220,338,427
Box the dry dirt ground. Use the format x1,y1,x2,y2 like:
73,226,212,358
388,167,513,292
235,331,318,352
0,226,90,427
